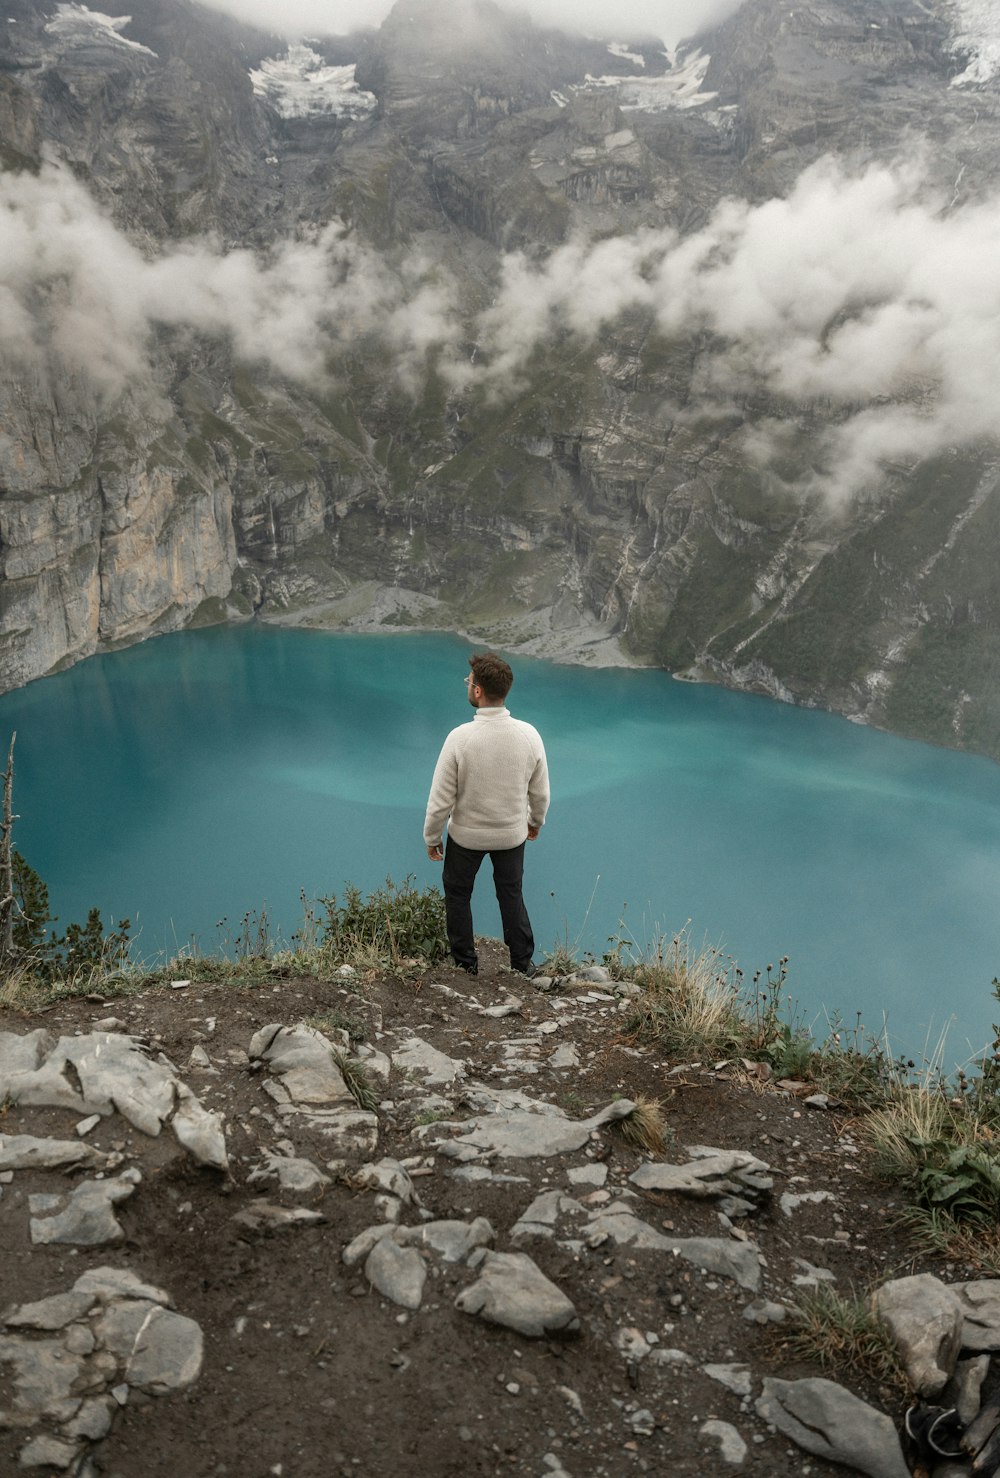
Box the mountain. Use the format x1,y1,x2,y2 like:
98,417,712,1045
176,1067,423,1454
3,0,1000,758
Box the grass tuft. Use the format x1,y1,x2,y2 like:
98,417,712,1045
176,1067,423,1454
333,1051,381,1115
614,1096,669,1155
785,1285,909,1394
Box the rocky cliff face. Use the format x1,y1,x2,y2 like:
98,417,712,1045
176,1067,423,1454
2,0,1000,757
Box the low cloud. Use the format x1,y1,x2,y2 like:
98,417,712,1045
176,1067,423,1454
198,0,743,46
6,153,1000,504
0,163,460,402
472,155,1000,501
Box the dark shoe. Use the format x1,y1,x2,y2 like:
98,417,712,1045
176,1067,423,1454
511,961,536,977
457,960,478,976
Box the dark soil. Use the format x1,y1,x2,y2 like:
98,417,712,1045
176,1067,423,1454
0,942,939,1478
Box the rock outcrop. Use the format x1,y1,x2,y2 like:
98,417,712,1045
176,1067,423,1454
4,0,1000,757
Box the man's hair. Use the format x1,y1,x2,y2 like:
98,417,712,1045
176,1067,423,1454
469,652,513,701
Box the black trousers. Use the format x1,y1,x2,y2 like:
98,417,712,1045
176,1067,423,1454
442,836,534,973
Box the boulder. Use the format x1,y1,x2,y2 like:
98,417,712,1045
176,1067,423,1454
756,1378,909,1478
872,1274,963,1398
456,1251,579,1338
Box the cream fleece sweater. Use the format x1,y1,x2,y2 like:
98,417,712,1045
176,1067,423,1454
423,705,550,851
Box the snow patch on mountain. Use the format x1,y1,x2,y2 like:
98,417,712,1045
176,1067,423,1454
950,0,1000,85
583,46,716,112
250,45,377,119
44,4,156,56
606,42,646,68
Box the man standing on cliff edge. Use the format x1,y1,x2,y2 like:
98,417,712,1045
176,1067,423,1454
424,653,549,977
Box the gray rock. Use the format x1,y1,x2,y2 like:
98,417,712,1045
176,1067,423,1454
249,1023,356,1105
567,1164,608,1187
791,1258,836,1289
583,1204,761,1291
72,1268,171,1307
446,1166,531,1185
29,1171,141,1246
64,1326,96,1356
397,1217,494,1263
91,1296,201,1391
945,1352,990,1425
123,1307,204,1394
0,1030,226,1163
704,1363,752,1397
16,1433,82,1469
350,1157,418,1205
756,1377,910,1478
456,1251,579,1337
628,1408,656,1436
365,1236,427,1310
479,997,523,1019
742,1299,788,1325
548,1044,580,1069
0,1133,105,1172
954,1280,1000,1351
3,1291,96,1331
432,1098,636,1159
248,1153,331,1195
567,966,612,984
342,1223,395,1268
649,1348,695,1367
780,1189,834,1217
512,1190,585,1240
294,1105,380,1155
0,1335,87,1423
701,1419,747,1465
630,1149,772,1201
170,1085,228,1172
872,1274,963,1398
64,1394,115,1439
615,1326,652,1361
390,1034,468,1088
231,1199,324,1232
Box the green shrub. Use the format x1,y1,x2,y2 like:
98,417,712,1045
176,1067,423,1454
320,876,448,968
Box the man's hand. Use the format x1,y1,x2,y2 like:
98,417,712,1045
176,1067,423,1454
527,825,540,841
427,844,444,861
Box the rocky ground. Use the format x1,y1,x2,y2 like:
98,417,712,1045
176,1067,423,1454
1,942,996,1478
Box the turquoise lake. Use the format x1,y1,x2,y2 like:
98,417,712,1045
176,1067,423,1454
2,623,1000,1066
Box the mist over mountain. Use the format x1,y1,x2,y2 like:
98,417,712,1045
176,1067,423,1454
3,0,1000,757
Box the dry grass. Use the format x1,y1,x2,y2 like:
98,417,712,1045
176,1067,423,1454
864,1084,958,1181
614,1096,669,1155
623,926,745,1057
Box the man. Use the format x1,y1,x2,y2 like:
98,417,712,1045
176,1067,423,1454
424,652,549,977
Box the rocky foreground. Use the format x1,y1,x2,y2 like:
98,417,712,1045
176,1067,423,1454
1,943,998,1477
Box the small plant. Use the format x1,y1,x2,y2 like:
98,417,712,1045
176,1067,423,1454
539,943,585,977
320,876,448,969
913,1142,1000,1224
305,1009,366,1045
785,1285,907,1392
893,1203,1000,1274
216,906,273,962
333,1051,380,1114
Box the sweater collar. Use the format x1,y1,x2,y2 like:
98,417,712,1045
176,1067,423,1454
474,705,509,720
